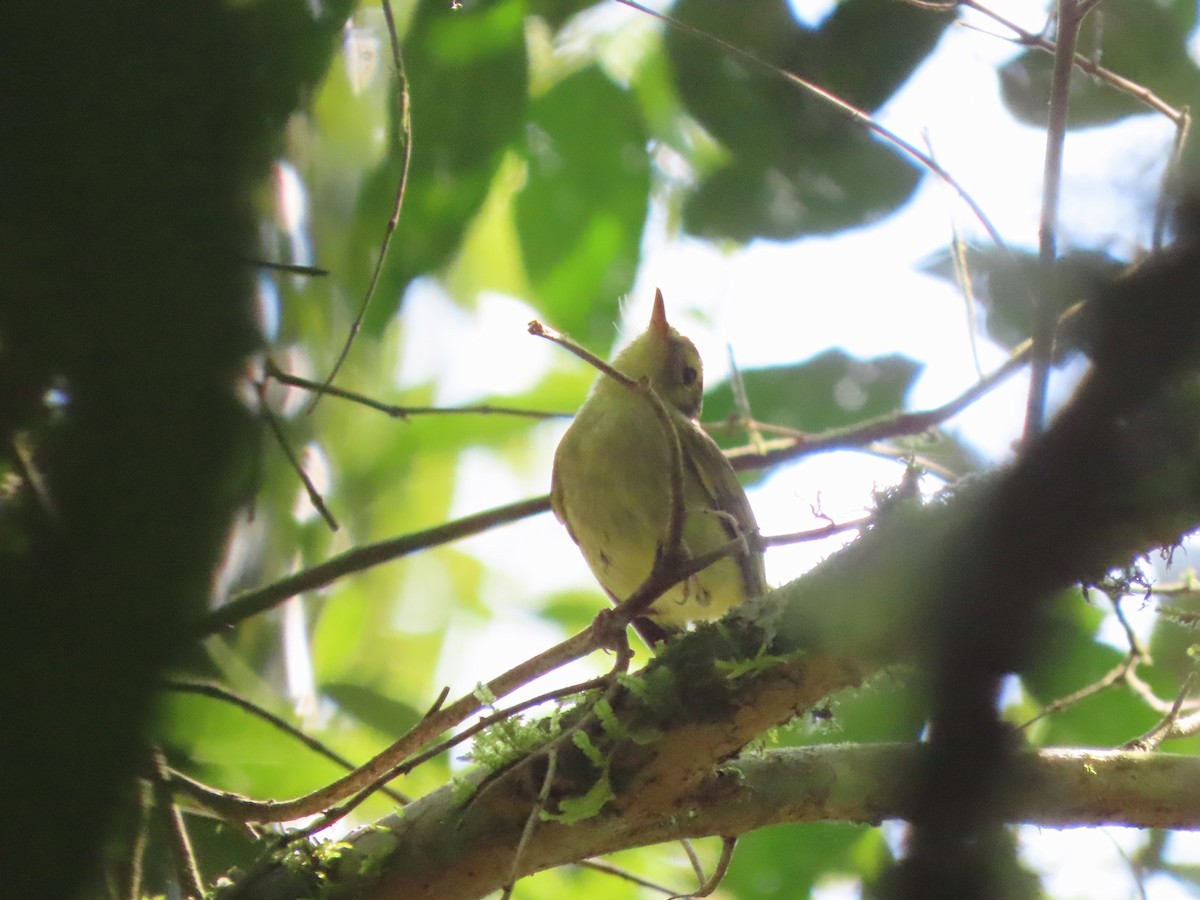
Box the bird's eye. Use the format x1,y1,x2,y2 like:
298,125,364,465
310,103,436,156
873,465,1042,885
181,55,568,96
681,365,698,386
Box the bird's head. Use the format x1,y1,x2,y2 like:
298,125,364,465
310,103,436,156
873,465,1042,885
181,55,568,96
611,288,704,419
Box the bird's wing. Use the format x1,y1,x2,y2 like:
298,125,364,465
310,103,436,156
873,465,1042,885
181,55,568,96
677,417,768,598
549,458,580,546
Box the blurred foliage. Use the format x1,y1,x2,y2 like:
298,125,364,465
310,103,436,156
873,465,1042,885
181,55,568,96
919,245,1127,351
704,350,923,435
999,0,1200,129
665,0,952,238
517,64,650,339
357,0,530,332
9,0,1199,896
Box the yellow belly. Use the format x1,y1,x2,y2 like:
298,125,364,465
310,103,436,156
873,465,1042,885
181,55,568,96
551,393,750,625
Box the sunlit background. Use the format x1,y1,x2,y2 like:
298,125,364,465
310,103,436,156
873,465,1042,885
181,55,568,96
214,0,1200,895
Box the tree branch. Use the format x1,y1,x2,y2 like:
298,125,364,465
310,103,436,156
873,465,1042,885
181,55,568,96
238,744,1200,900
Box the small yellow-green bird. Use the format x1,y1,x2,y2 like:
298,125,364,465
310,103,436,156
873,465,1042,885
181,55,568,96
551,289,766,636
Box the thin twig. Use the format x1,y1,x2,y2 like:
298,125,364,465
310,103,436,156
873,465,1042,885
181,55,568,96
727,346,765,454
959,0,1184,123
309,0,412,411
1124,673,1197,751
1153,110,1193,251
1025,0,1084,440
290,673,611,839
612,534,754,628
924,128,984,380
1123,667,1200,718
502,748,558,898
267,359,565,420
576,859,678,894
197,494,550,636
168,622,608,824
162,679,408,805
1019,655,1133,730
1110,594,1149,661
152,749,205,899
675,836,737,899
11,433,58,524
1021,591,1151,729
255,379,339,532
726,342,1031,471
761,516,871,548
528,319,636,388
642,382,688,585
680,838,706,886
126,780,153,900
245,259,329,277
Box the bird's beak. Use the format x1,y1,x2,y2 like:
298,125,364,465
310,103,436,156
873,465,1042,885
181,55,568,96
649,288,670,339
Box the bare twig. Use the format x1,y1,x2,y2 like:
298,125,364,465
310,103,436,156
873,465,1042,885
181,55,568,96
162,679,408,805
197,494,550,636
245,260,329,277
1020,593,1150,729
152,749,205,899
675,836,737,899
727,347,766,454
169,621,612,823
1019,655,1134,730
291,673,613,839
576,859,678,894
959,1,1184,123
528,319,636,389
1124,673,1197,751
502,748,558,898
1026,0,1084,440
1123,667,1200,719
923,128,985,380
1153,110,1193,251
727,342,1031,471
680,839,706,886
266,359,566,420
761,516,871,548
125,780,153,900
255,378,339,531
309,0,412,410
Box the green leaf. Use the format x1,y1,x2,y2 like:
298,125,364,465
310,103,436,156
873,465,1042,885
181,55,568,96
516,65,650,346
666,0,951,239
724,823,886,898
322,681,423,737
356,0,529,333
703,350,922,439
918,245,1126,351
540,588,607,634
527,0,604,31
999,0,1200,129
781,675,926,747
1021,592,1158,745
